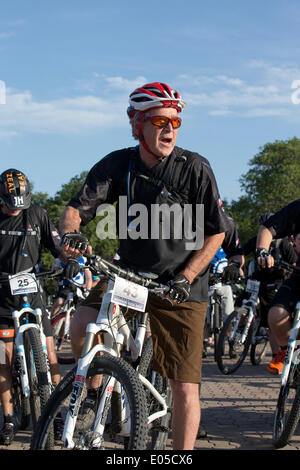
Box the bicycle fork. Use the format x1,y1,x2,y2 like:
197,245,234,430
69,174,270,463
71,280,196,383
230,306,254,345
13,308,52,396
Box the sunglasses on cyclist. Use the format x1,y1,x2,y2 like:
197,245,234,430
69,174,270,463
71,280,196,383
145,115,182,129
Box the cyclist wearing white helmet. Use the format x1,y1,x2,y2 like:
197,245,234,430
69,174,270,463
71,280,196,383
127,82,186,162
60,82,227,450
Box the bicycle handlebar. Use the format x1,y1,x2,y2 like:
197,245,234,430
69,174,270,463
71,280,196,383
85,254,170,294
0,268,64,284
276,260,300,275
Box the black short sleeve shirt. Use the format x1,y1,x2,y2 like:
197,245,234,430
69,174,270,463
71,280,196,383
69,146,227,301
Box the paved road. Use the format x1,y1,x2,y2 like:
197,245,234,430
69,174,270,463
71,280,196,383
1,347,300,451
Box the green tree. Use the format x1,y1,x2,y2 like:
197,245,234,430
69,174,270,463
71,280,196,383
32,171,118,268
228,137,300,244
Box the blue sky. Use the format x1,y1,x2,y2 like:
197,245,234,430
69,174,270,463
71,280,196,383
1,0,300,203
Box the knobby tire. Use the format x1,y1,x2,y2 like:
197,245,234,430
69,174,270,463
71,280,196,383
216,309,252,375
23,327,51,428
30,354,148,450
273,364,300,448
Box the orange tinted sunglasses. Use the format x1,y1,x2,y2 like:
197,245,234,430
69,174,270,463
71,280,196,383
146,115,182,129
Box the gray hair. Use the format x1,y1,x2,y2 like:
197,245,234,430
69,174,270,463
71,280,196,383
130,111,148,140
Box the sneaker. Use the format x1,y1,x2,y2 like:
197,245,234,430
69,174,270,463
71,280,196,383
0,423,15,446
76,393,98,433
267,349,287,375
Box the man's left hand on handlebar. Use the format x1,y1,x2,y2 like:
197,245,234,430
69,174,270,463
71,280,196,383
167,273,191,304
256,248,275,269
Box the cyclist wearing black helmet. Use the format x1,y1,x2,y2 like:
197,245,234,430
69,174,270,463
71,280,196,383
0,168,63,445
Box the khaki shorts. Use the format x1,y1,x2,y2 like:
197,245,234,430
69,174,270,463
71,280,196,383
80,280,207,383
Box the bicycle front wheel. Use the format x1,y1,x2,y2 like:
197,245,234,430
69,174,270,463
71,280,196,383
23,327,52,429
273,364,300,448
216,309,252,375
30,354,148,450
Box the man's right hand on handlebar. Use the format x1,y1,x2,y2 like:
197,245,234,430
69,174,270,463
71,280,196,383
256,247,275,269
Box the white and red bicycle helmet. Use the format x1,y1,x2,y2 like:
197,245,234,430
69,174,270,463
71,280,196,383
127,82,186,158
127,82,186,118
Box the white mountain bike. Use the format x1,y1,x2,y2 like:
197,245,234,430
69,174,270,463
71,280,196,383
0,269,61,437
31,255,173,450
51,287,85,365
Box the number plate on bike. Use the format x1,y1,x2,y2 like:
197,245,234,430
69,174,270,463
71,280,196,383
111,276,148,312
9,272,38,295
246,279,260,296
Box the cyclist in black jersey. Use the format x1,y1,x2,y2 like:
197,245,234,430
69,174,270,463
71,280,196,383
241,213,296,373
256,201,300,375
59,82,227,450
0,169,64,445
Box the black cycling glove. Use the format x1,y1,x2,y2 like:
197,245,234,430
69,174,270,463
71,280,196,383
63,258,81,280
167,274,191,303
61,231,89,252
222,261,240,283
255,248,272,260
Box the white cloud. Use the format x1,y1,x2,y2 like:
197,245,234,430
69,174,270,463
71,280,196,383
180,61,300,119
1,65,300,141
0,75,151,140
0,87,129,138
105,76,147,91
0,32,14,39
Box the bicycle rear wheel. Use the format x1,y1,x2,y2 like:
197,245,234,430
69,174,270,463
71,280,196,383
30,354,148,450
213,302,222,362
273,364,300,448
216,309,252,375
51,311,75,365
138,337,172,450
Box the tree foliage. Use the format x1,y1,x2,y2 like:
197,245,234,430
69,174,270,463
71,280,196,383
32,136,300,266
228,137,300,244
32,171,118,268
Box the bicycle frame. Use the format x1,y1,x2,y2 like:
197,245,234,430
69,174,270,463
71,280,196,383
60,292,76,339
62,277,169,449
229,279,260,346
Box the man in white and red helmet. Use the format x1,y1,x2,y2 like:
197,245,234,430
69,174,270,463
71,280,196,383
127,82,186,162
60,82,227,450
